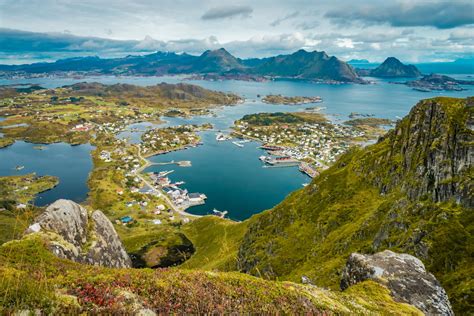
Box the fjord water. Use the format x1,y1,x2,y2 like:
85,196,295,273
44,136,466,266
0,76,472,219
0,141,94,206
146,132,308,220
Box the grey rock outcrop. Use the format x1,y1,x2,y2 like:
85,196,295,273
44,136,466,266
26,199,131,268
341,250,453,315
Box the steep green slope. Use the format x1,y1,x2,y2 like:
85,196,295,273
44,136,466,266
180,216,249,271
236,97,473,313
0,235,420,314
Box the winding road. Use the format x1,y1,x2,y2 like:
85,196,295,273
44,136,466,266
135,146,201,218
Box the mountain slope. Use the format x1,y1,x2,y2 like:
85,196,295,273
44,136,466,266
180,97,472,313
237,97,473,313
369,57,421,77
0,235,421,314
253,49,361,82
190,48,245,73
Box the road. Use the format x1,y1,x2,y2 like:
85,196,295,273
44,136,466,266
135,146,201,218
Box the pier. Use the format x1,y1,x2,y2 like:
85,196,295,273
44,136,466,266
148,160,192,167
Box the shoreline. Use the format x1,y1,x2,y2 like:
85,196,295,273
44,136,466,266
135,146,203,219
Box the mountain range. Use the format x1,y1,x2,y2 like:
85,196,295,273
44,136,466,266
0,47,365,83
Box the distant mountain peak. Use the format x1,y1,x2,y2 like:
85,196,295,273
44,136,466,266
370,57,421,78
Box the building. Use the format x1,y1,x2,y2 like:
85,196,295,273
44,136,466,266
120,216,133,224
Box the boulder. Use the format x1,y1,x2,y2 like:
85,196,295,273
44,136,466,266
26,199,131,268
341,250,453,315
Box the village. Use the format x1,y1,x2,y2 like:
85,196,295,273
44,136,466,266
232,112,368,175
138,124,212,157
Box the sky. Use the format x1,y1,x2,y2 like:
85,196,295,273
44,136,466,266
0,0,473,62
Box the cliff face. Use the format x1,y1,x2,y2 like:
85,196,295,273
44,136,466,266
237,97,473,313
370,97,473,207
25,199,131,268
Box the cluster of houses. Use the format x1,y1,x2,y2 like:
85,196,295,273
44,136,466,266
235,120,365,165
149,172,207,209
139,125,201,155
71,122,94,132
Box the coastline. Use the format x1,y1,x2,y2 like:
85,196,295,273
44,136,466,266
135,146,203,219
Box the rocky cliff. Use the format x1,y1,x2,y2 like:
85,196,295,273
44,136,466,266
25,199,131,268
368,97,473,207
236,97,473,313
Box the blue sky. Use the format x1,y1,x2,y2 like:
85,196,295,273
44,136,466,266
0,0,473,62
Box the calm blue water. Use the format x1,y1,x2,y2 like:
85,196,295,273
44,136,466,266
0,141,94,206
0,75,472,218
146,132,308,220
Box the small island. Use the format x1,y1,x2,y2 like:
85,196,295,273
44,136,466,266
344,117,393,127
262,94,322,105
401,73,474,92
0,173,59,204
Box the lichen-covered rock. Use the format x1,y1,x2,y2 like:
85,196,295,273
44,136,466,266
26,199,131,268
341,250,453,315
26,199,88,247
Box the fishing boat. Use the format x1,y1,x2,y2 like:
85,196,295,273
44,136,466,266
15,165,25,171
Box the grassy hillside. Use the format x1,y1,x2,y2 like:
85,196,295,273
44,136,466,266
180,216,249,271
0,235,421,314
181,97,473,313
237,97,473,313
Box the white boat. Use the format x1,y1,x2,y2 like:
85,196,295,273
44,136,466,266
216,133,226,141
259,155,267,161
157,170,174,178
232,141,244,147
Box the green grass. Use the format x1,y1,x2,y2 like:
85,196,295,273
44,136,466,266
234,97,473,313
180,216,249,271
0,236,421,314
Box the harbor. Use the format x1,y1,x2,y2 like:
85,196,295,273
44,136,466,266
148,170,208,211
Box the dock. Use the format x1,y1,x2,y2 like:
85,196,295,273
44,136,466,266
150,160,192,167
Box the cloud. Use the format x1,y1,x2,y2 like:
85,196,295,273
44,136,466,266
201,5,253,20
295,20,320,30
270,11,299,27
326,1,474,29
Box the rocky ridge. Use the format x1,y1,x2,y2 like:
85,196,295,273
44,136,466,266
368,97,473,207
